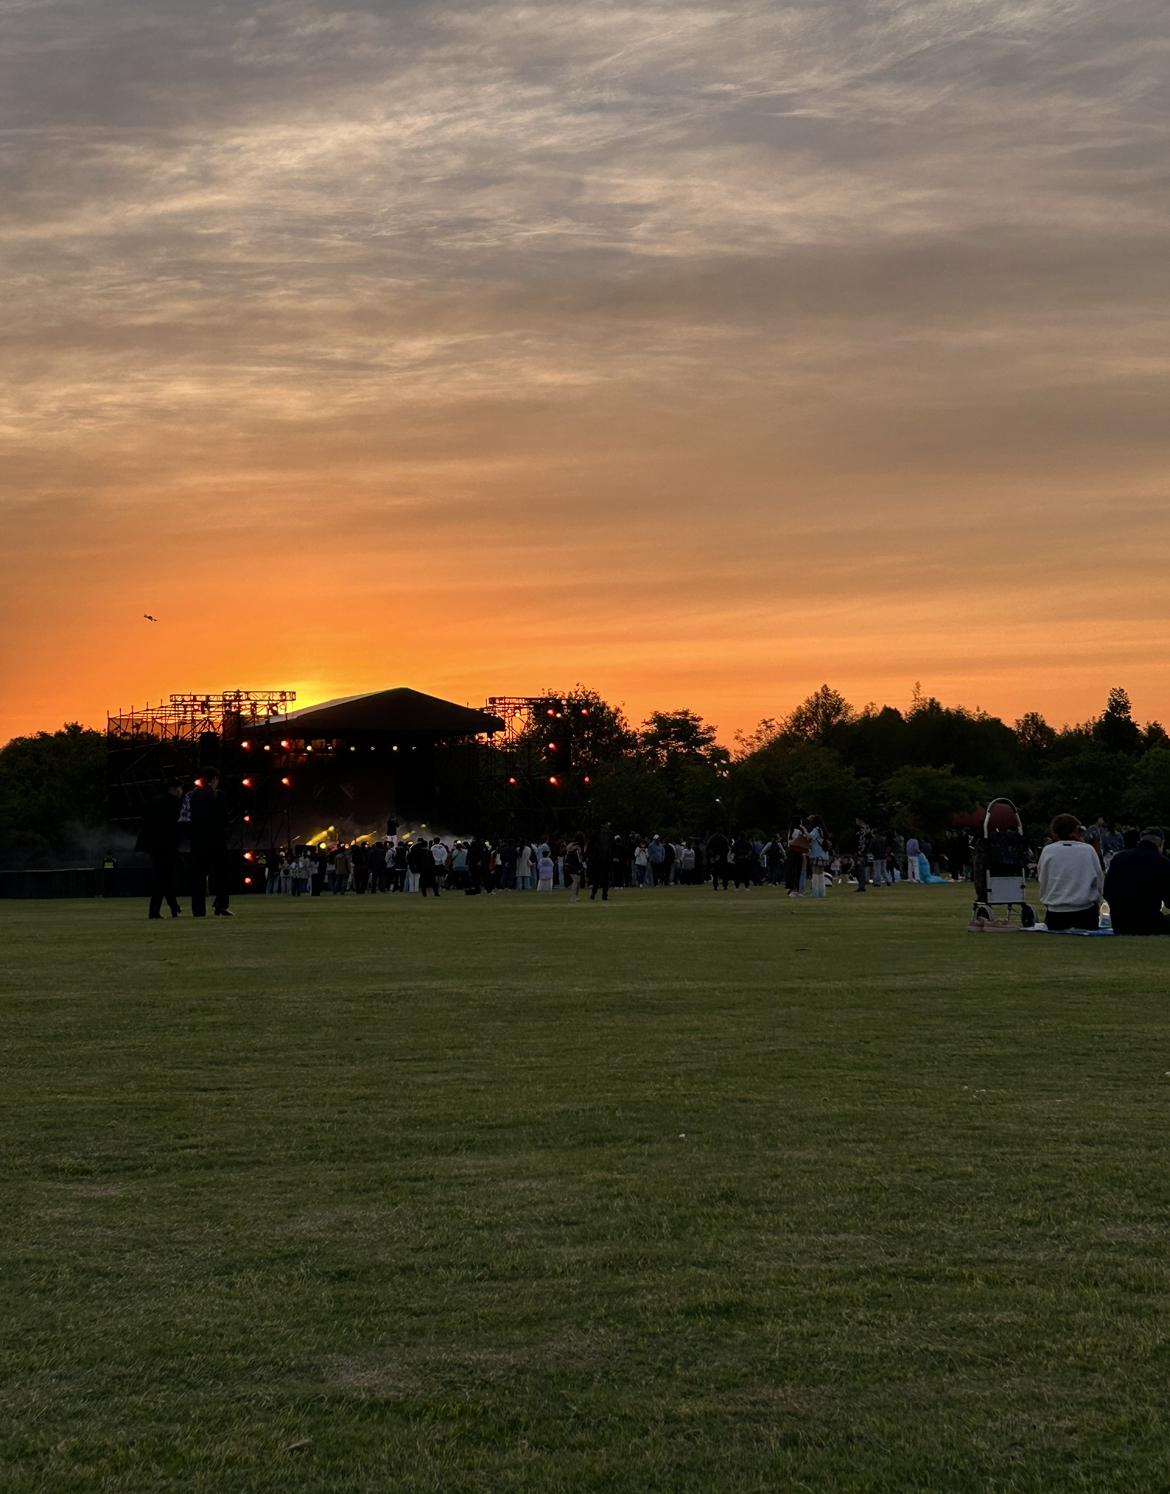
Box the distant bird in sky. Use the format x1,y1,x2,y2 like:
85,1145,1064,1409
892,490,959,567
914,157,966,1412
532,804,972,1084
143,613,158,622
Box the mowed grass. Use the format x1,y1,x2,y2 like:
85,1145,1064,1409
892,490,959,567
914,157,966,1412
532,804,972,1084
3,886,1170,1492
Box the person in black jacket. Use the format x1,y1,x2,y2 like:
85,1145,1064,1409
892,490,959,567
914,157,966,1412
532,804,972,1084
408,837,440,897
586,822,613,901
1102,828,1170,934
189,768,232,917
137,778,184,919
705,830,730,891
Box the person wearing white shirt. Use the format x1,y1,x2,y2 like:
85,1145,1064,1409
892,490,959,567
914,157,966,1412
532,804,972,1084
1037,813,1105,930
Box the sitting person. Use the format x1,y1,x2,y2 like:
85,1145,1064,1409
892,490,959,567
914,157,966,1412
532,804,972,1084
1037,814,1105,930
1102,826,1170,935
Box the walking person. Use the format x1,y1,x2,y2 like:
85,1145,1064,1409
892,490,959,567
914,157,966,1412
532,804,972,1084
189,768,232,917
564,838,585,902
853,819,870,893
137,777,184,919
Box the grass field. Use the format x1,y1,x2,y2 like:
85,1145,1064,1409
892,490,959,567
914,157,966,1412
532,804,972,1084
3,884,1170,1492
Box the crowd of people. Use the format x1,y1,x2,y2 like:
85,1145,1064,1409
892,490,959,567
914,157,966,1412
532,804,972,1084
135,772,1170,933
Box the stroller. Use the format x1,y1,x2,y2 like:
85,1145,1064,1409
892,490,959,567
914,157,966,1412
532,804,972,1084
971,797,1037,928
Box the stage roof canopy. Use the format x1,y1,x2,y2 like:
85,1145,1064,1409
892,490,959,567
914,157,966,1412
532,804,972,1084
279,688,503,737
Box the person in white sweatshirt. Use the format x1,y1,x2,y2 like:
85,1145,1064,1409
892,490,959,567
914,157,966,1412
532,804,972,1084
1037,813,1106,930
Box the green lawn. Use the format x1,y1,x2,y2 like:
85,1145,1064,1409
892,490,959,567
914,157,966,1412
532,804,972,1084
3,885,1170,1492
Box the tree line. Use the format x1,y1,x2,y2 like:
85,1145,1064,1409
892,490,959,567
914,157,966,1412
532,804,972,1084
2,685,1166,858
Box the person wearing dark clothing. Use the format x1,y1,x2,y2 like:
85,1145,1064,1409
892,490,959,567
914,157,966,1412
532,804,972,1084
136,778,184,919
853,820,870,893
586,822,613,900
409,838,440,897
705,831,730,891
351,842,369,894
731,834,754,889
466,836,493,895
1103,829,1170,934
188,770,231,916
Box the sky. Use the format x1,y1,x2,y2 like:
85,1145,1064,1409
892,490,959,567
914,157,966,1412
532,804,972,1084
2,0,1168,746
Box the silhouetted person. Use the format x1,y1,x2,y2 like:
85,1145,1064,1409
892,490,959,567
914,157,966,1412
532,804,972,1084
409,838,440,897
586,821,613,900
705,830,730,890
1103,827,1170,934
137,777,184,919
189,768,231,917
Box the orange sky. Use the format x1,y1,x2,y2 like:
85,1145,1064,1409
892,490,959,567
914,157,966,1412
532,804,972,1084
2,0,1168,746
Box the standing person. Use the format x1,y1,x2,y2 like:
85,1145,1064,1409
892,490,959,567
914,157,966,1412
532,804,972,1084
137,777,184,920
467,836,493,895
1085,817,1107,864
515,839,533,891
351,841,369,894
806,815,830,898
785,820,810,898
586,821,613,901
189,768,231,917
905,833,921,882
647,835,666,886
332,845,351,894
1038,814,1105,930
868,829,887,887
564,838,585,902
680,840,696,885
853,819,870,893
705,829,730,891
404,837,435,896
536,850,555,891
634,840,650,887
731,834,755,889
431,837,449,889
392,839,408,892
1101,822,1124,868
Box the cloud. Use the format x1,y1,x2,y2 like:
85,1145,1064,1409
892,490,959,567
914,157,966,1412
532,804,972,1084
0,0,1167,739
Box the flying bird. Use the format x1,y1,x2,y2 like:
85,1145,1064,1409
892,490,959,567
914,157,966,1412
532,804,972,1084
143,613,158,622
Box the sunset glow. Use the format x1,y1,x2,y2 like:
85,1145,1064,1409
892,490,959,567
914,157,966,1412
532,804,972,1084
2,0,1167,742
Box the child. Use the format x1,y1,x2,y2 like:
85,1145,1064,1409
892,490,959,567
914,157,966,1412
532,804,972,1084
536,852,555,892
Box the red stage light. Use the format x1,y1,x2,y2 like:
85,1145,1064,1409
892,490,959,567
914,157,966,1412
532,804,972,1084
509,777,517,785
241,740,251,749
243,814,251,822
281,777,291,786
244,876,253,885
584,775,590,784
242,777,253,787
280,740,290,749
244,852,253,860
549,776,559,786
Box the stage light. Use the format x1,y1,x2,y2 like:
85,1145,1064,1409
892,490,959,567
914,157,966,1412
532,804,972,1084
281,777,291,786
243,814,251,822
242,777,253,787
584,776,590,784
263,745,271,752
244,852,253,861
509,776,517,785
549,776,559,786
350,746,356,752
242,740,251,749
280,740,290,749
392,745,399,752
244,876,253,885
306,745,313,752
